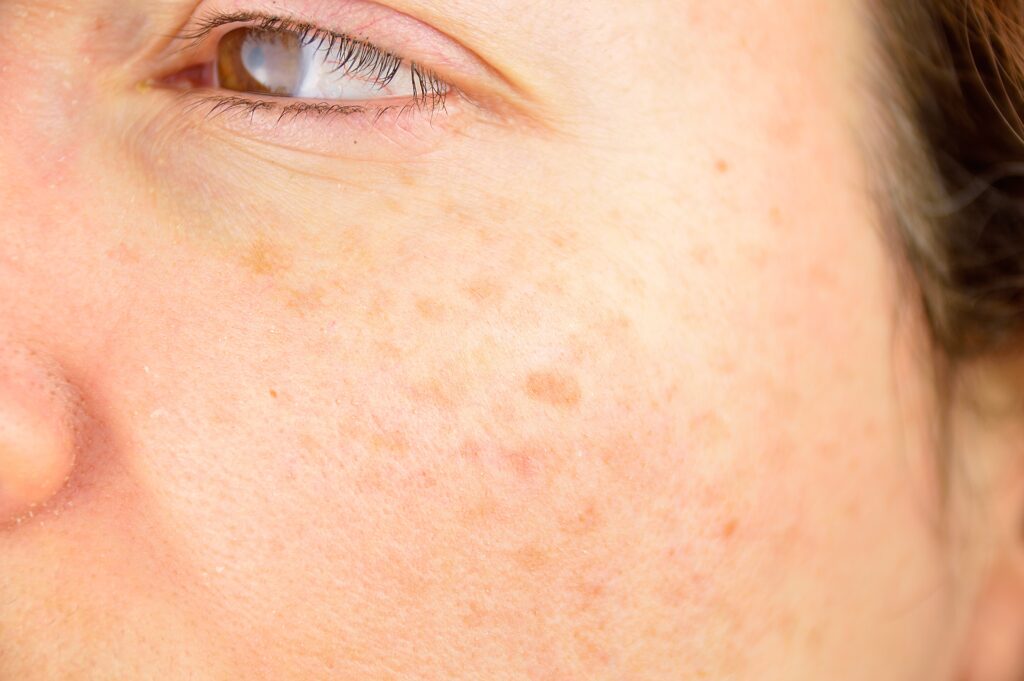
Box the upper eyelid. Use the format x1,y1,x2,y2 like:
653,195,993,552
177,10,440,93
169,10,443,78
175,11,371,53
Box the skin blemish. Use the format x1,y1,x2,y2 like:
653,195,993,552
240,238,291,276
525,370,582,409
269,389,278,399
512,545,551,572
504,447,537,479
106,243,141,265
722,519,739,539
715,158,730,173
285,285,327,314
561,501,603,537
462,277,505,305
415,297,446,321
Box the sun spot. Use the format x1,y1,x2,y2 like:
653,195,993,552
415,297,446,321
298,432,320,454
525,370,582,408
106,243,141,265
513,545,551,572
285,285,326,313
562,501,603,536
462,278,504,305
371,429,409,454
504,447,537,479
722,518,739,539
462,601,488,628
397,170,416,188
241,238,290,276
688,410,729,446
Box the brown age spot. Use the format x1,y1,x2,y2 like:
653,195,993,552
525,370,582,408
722,518,739,539
513,545,551,572
688,410,729,446
397,170,416,188
562,501,603,537
107,243,141,265
462,277,505,305
285,285,326,314
415,297,446,321
298,432,320,454
504,447,537,479
371,429,410,454
241,238,290,276
462,600,488,628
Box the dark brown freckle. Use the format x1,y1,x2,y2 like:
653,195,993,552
525,370,582,408
715,158,730,173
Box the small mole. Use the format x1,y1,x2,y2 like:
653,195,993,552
269,389,278,399
525,370,582,408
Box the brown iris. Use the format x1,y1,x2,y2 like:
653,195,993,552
216,28,304,96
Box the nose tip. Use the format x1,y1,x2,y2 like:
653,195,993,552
0,340,79,525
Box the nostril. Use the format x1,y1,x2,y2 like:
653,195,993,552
0,339,80,526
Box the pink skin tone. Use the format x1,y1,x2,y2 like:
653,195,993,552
2,0,1024,679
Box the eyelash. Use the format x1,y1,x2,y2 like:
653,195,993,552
170,11,450,120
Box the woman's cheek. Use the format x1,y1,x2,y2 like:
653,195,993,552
22,192,756,673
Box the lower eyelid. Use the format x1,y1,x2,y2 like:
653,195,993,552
162,88,463,161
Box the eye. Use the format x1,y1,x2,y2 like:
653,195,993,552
150,8,498,158
214,26,446,102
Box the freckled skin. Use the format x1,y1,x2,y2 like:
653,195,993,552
0,1,994,680
525,370,583,408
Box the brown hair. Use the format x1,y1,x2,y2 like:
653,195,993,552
874,1,1024,357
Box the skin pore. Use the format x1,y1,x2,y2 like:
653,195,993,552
1,0,1023,679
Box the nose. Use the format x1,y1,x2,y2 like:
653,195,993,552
0,338,80,525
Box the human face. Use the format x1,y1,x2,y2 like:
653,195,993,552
0,1,964,678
